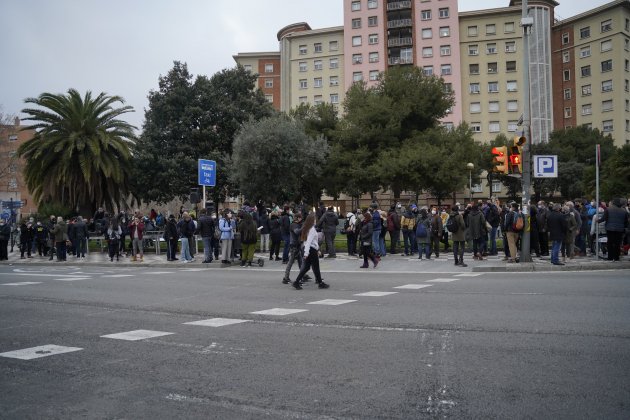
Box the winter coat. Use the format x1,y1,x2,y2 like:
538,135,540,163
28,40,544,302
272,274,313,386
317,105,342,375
466,209,486,240
237,213,258,245
268,215,282,242
198,215,215,238
386,210,401,232
73,220,88,240
400,211,415,231
547,210,567,242
0,223,10,241
359,220,373,244
415,215,431,244
177,218,195,239
564,212,577,244
280,212,292,236
51,220,68,243
219,217,235,240
318,210,339,234
259,212,270,235
19,223,34,244
449,212,466,242
289,220,304,246
165,219,179,240
128,221,144,240
430,214,443,238
601,204,629,232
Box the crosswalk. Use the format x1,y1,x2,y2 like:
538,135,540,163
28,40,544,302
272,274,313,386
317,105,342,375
0,272,480,361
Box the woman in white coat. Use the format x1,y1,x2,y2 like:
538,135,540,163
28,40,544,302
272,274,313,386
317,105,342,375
293,213,329,290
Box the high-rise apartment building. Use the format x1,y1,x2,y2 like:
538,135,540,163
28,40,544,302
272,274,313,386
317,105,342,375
232,52,281,110
552,0,630,146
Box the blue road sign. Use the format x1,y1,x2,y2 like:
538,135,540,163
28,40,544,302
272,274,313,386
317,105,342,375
1,200,22,209
198,159,216,187
533,155,558,178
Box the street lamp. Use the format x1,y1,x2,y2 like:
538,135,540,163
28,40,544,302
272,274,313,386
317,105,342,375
466,162,474,203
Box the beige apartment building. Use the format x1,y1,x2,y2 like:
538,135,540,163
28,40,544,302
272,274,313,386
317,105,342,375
552,0,630,147
231,52,282,111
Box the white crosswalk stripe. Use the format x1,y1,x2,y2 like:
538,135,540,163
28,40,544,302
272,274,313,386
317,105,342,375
184,318,250,327
394,284,433,289
251,308,308,316
100,330,174,341
426,278,459,283
307,299,357,306
354,291,399,297
0,345,83,360
1,282,43,286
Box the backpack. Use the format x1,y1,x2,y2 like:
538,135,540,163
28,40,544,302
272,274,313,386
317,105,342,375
446,216,459,233
512,212,524,231
415,219,429,238
214,221,223,240
343,217,351,233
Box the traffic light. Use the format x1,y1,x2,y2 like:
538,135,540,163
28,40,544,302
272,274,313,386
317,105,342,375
511,135,526,174
509,154,521,174
491,146,509,175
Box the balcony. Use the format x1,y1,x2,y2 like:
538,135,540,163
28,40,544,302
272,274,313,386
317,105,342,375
386,0,412,11
388,56,414,65
388,37,413,47
387,19,412,29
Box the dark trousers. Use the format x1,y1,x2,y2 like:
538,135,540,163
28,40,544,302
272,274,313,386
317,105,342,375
282,233,291,261
167,238,178,260
323,232,336,257
453,240,465,262
75,238,86,257
0,239,8,260
530,228,540,256
284,245,304,279
36,238,47,256
108,239,119,260
430,234,440,257
20,240,32,257
270,240,281,259
56,241,67,261
362,244,377,266
347,232,357,255
402,230,413,254
389,230,400,254
607,230,623,261
539,231,549,255
442,231,450,251
119,234,126,253
295,247,322,283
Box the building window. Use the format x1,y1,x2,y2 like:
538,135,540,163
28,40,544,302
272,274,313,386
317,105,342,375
423,66,433,76
626,59,629,72
603,120,613,132
505,41,516,53
602,99,613,112
352,36,362,46
330,94,339,104
353,72,363,82
582,84,592,96
243,64,252,72
488,62,498,73
329,41,339,51
562,32,570,45
314,77,323,88
421,10,431,20
602,80,613,92
439,26,450,37
601,39,612,52
330,76,339,86
368,0,377,9
562,51,570,63
369,52,379,63
299,96,307,105
626,79,629,91
582,104,592,115
351,1,361,11
563,88,571,100
489,101,499,112
443,122,454,131
580,26,590,39
486,43,497,54
329,58,338,69
469,83,480,94
468,44,478,55
601,19,612,33
299,61,307,72
504,22,515,33
441,64,452,75
580,46,591,58
314,95,323,105
314,43,322,53
422,28,433,39
368,33,378,44
369,70,379,81
264,94,273,103
264,79,273,88
352,53,363,64
506,61,516,72
368,16,378,26
469,64,479,74
626,39,630,51
264,63,273,73
581,65,591,77
486,24,496,35
352,18,361,29
471,122,482,132
443,83,452,93
508,121,518,132
488,81,499,93
299,79,307,89
492,181,502,192
422,46,433,57
314,60,323,70
507,100,518,111
507,80,518,91
627,18,630,31
489,121,500,132
440,45,451,56
564,107,572,118
8,134,18,142
439,8,449,18
467,26,478,37
601,59,613,72
299,45,307,55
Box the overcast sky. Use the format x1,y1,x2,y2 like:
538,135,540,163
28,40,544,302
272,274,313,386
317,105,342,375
0,0,610,130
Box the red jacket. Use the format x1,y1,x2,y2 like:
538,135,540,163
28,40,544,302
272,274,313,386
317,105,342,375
128,221,144,240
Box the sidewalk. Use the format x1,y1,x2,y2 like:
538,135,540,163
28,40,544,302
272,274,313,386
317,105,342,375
1,247,629,273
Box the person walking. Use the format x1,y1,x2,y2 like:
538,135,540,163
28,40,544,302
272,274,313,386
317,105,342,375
198,209,215,263
177,212,195,263
165,215,179,261
547,203,568,265
106,217,122,262
370,203,382,257
219,209,235,265
0,218,10,261
280,206,292,263
292,213,329,290
128,216,145,262
344,211,357,256
283,213,311,283
359,212,378,268
238,211,258,267
318,206,339,258
600,198,629,261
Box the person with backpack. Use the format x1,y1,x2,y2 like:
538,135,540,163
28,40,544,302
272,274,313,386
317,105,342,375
415,208,432,260
237,211,258,267
198,208,215,264
464,203,487,261
400,205,416,256
503,202,521,263
429,207,443,258
448,205,467,267
344,211,357,256
484,200,501,256
386,205,401,255
359,211,379,268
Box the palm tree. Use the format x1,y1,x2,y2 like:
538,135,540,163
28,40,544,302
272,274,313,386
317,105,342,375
18,89,137,215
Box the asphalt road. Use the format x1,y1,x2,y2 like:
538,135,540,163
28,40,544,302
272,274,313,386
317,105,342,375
1,265,629,419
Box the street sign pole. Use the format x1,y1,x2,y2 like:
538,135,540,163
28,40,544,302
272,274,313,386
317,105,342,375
520,0,533,263
595,144,600,258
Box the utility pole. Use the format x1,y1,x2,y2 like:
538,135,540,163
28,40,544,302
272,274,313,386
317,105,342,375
520,0,534,263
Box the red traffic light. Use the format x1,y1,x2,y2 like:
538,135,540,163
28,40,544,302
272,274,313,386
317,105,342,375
491,147,505,156
510,155,521,165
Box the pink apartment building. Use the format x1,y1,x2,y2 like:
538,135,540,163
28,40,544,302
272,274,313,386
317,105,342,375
344,0,462,127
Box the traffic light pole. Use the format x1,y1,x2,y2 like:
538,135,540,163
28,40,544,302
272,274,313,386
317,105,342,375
520,0,533,263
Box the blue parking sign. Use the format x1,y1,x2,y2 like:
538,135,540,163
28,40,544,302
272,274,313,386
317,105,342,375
198,159,216,186
533,155,557,178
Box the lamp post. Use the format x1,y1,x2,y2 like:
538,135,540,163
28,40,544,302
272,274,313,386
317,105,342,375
466,162,474,204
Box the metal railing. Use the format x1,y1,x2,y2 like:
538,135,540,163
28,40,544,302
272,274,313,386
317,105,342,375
386,0,411,11
388,56,414,65
387,19,412,29
387,37,413,47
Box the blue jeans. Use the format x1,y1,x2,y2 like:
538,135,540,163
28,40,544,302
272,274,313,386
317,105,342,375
402,230,413,254
282,233,290,262
181,237,192,261
551,240,562,264
372,230,381,255
417,242,431,258
202,237,213,262
379,235,386,256
489,226,498,255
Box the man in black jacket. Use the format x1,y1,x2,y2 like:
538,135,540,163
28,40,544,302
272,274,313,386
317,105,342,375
547,203,568,265
198,209,215,263
318,206,339,258
601,198,629,261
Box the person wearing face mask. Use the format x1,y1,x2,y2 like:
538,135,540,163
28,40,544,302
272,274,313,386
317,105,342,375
219,209,236,265
536,201,549,256
429,207,443,259
0,218,10,261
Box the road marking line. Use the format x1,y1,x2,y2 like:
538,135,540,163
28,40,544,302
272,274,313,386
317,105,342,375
100,329,174,341
354,291,399,297
0,344,83,360
307,299,357,306
250,308,308,316
1,282,43,286
393,284,433,289
454,273,482,277
145,272,174,274
0,273,87,278
184,318,250,327
426,278,459,283
54,277,91,281
102,274,134,278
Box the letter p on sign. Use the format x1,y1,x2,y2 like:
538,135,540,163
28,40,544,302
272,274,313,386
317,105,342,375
533,155,557,178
